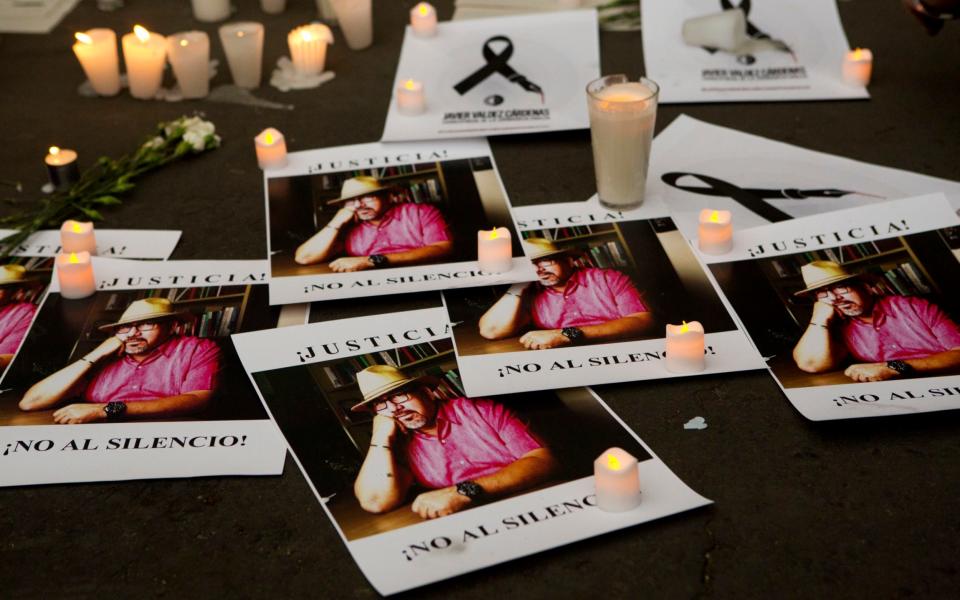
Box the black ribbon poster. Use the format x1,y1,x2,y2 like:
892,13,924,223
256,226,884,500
454,36,544,103
702,0,793,65
661,172,877,223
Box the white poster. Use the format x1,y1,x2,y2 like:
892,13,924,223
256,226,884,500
264,139,536,305
232,308,711,595
649,115,960,239
701,196,960,420
0,259,295,487
381,10,600,142
0,229,181,259
641,0,868,103
443,209,764,396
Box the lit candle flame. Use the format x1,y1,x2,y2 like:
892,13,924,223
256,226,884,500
49,146,61,156
404,79,417,91
179,39,189,47
302,29,313,42
133,25,150,42
852,48,863,60
418,3,430,15
607,453,621,471
681,320,689,333
264,131,274,145
72,222,82,234
488,228,498,240
75,32,93,45
68,252,79,264
709,210,720,223
237,30,245,38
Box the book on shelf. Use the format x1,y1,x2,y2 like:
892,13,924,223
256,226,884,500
520,225,606,241
572,241,629,270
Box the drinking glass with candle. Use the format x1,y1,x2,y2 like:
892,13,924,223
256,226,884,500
219,22,265,89
665,321,706,373
477,227,513,273
329,0,373,50
72,29,121,97
288,23,334,75
254,128,288,169
697,209,733,254
586,74,659,209
56,252,96,299
121,25,167,100
396,79,426,115
842,48,873,86
410,2,438,37
45,146,80,191
60,220,97,255
191,0,231,22
167,31,211,99
594,447,641,512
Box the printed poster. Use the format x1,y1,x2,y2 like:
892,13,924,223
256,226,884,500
381,10,600,141
443,209,765,396
641,0,868,103
0,259,297,487
0,228,181,259
232,308,711,595
265,139,535,305
702,195,960,420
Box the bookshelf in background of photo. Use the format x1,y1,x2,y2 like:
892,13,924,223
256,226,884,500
5,256,53,304
67,285,254,364
308,338,462,453
759,237,940,328
520,223,637,273
939,226,960,263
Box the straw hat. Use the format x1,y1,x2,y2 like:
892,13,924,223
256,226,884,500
97,297,189,331
793,260,861,296
523,237,573,261
350,364,437,412
0,264,29,286
326,176,395,205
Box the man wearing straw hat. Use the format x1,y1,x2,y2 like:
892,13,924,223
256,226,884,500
19,297,222,424
478,237,654,349
0,264,41,369
792,260,960,382
294,175,454,272
351,365,557,519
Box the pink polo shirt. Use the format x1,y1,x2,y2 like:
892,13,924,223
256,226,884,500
82,335,222,404
841,295,960,363
0,302,36,355
344,203,452,257
403,397,544,489
530,267,648,330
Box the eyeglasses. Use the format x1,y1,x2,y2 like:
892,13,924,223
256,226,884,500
815,286,853,300
372,393,414,413
535,258,560,269
115,322,161,335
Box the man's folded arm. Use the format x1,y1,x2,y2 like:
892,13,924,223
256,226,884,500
577,311,654,342
471,447,558,499
381,240,453,267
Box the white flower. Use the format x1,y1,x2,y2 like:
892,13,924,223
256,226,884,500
142,136,165,150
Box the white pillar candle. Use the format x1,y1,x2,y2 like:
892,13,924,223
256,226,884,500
56,252,96,299
121,25,167,100
72,29,121,97
219,22,265,89
697,209,733,254
593,447,641,512
288,23,334,75
681,9,748,52
167,31,210,99
665,321,706,373
842,48,873,87
477,227,512,273
396,79,426,115
586,75,659,209
60,220,97,255
410,2,437,38
45,146,80,190
260,0,286,14
329,0,373,50
254,128,288,169
191,0,231,23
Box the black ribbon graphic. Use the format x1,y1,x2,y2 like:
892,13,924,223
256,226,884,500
703,0,793,64
661,172,878,223
454,36,544,102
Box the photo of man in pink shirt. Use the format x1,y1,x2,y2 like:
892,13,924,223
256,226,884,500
18,297,222,424
351,365,558,520
295,176,454,273
478,238,656,350
792,260,960,383
0,265,42,370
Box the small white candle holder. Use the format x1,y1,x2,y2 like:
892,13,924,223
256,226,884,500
842,48,873,87
45,146,80,191
60,220,97,255
477,227,512,273
72,29,121,97
698,208,733,254
254,128,288,169
665,321,706,373
410,2,438,38
191,0,231,22
56,252,96,299
167,31,211,99
396,79,426,115
594,447,641,512
219,22,265,89
121,25,167,100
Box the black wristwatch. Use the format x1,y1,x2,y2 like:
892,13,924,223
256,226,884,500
886,360,914,376
456,480,485,501
104,401,127,420
368,254,389,268
561,326,585,344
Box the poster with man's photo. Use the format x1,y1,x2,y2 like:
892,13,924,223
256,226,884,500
641,0,868,103
265,139,536,305
442,213,765,396
0,228,181,259
703,195,960,421
648,115,960,240
232,308,711,595
381,10,599,142
0,258,298,487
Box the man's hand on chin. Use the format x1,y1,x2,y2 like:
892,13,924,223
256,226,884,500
844,363,899,382
519,329,571,350
329,256,373,273
411,487,472,519
52,403,106,424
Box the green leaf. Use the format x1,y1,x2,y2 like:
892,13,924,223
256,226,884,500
79,207,104,220
92,195,122,205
